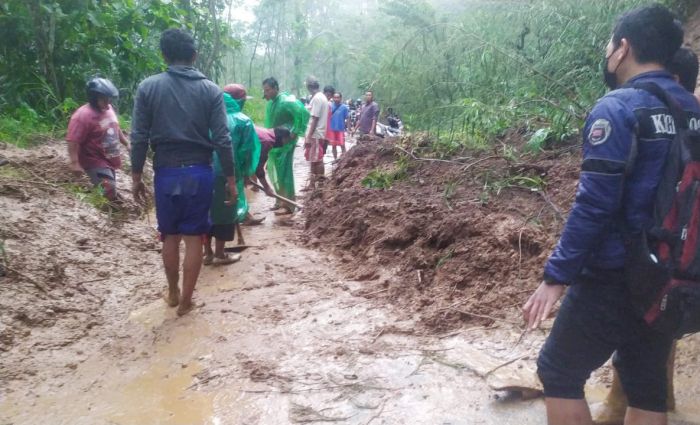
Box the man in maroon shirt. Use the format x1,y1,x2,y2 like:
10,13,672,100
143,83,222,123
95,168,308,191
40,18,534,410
66,77,130,201
251,126,292,196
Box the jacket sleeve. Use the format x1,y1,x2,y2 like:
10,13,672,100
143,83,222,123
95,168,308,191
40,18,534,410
210,91,235,177
130,82,151,174
543,96,636,284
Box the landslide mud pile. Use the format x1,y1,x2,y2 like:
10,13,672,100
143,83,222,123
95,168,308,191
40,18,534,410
0,141,161,385
303,135,580,332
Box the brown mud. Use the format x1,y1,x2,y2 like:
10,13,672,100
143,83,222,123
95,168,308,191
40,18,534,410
0,139,699,424
0,142,161,385
302,135,578,333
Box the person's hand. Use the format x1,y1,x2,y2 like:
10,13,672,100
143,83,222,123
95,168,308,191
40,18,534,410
224,176,238,206
522,281,566,330
69,162,83,176
132,174,148,203
225,186,238,206
132,181,148,203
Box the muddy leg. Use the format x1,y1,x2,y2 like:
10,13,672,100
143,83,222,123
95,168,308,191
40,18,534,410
161,234,181,307
332,146,338,160
666,341,676,411
203,236,214,265
545,398,593,425
235,223,245,246
592,341,676,425
214,238,226,259
591,369,628,425
178,235,204,316
623,408,666,425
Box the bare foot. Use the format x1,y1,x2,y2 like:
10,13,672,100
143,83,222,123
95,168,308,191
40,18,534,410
274,208,293,216
163,289,180,307
176,299,199,316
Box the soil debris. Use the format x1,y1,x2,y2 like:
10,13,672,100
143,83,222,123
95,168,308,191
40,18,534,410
302,135,580,332
0,141,161,386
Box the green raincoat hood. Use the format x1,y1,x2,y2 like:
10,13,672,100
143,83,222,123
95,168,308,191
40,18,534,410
223,92,245,113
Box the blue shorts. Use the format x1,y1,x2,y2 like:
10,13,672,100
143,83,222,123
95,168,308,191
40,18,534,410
154,165,214,237
536,268,673,412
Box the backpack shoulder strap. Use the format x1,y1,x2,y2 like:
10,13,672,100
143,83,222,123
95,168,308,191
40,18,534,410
628,81,689,130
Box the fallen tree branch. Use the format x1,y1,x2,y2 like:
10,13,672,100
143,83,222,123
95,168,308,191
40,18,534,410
6,266,50,293
538,191,564,221
452,308,520,325
484,353,530,377
393,145,473,165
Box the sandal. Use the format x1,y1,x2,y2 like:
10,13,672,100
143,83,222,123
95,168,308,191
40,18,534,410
243,215,266,226
203,253,214,266
212,253,241,265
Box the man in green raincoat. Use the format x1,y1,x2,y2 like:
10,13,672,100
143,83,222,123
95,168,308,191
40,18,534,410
262,77,310,214
204,84,261,265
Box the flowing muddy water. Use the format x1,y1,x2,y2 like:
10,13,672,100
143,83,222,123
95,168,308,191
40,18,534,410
2,142,700,424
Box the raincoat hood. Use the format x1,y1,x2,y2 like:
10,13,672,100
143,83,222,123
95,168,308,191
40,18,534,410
166,65,207,80
223,92,243,113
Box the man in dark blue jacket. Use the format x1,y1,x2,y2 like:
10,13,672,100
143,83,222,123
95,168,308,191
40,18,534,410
523,5,700,424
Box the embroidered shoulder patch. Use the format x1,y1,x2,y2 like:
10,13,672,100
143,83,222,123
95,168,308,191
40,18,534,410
588,119,611,146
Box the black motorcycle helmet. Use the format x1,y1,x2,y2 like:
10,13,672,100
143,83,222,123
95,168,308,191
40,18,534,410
86,77,119,110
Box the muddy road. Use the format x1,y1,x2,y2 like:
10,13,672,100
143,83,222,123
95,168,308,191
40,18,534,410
2,143,700,425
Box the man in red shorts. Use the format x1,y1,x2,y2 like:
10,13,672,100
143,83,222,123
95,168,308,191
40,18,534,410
327,92,349,160
303,76,329,191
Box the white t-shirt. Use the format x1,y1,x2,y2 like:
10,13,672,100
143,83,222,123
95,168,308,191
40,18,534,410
307,91,329,139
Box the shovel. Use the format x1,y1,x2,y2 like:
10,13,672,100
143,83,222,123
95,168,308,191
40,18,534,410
249,181,303,210
223,222,254,253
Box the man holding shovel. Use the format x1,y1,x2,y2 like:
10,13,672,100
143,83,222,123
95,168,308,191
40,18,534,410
204,83,260,265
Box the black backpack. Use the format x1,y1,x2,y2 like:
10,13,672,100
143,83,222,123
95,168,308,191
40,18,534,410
623,81,700,338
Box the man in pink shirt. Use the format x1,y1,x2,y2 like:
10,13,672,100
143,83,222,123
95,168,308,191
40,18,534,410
66,77,129,201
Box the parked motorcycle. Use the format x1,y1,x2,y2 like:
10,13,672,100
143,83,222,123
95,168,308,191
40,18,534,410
375,122,402,138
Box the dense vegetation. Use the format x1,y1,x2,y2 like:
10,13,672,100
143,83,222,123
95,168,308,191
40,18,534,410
0,0,696,151
0,0,236,146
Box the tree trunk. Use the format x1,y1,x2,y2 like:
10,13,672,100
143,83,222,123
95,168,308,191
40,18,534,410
248,19,264,89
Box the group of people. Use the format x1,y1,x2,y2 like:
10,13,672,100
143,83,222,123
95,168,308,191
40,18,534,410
63,3,700,423
65,28,384,317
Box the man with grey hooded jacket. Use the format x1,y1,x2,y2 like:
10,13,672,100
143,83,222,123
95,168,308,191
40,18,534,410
131,28,236,316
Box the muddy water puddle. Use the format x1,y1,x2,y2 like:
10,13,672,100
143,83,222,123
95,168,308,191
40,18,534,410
2,143,700,424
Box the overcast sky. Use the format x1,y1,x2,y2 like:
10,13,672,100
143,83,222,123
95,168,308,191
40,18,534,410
230,0,259,23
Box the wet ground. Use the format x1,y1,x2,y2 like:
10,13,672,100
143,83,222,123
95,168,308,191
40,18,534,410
2,142,700,424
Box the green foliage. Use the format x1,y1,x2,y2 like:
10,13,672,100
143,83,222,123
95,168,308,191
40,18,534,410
361,155,409,189
66,183,110,210
436,247,455,269
371,0,675,151
443,180,457,209
0,0,238,140
483,173,546,197
0,105,56,148
242,95,267,125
